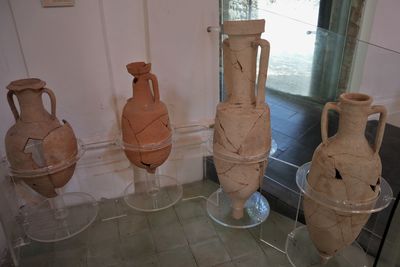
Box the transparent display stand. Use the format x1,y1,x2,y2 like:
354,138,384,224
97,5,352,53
118,134,183,212
285,162,394,267
206,139,277,229
6,140,99,243
21,191,98,243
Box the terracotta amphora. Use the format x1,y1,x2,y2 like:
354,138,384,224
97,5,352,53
305,92,387,260
122,62,172,173
213,20,271,219
5,78,78,198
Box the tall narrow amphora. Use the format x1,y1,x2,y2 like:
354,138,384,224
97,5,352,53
213,19,271,219
5,78,78,198
305,93,387,261
121,62,172,173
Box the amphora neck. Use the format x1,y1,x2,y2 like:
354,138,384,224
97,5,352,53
223,20,265,106
126,62,156,105
7,79,52,122
337,93,372,138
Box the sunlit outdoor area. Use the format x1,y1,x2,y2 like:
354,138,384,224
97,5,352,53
223,0,321,97
258,0,320,96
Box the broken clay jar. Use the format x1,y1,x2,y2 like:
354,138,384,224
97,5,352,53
305,92,387,260
213,20,271,220
122,62,172,173
5,78,78,198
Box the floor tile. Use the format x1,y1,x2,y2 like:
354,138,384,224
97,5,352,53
158,246,197,267
53,229,88,251
269,102,298,121
20,241,54,259
216,228,260,260
190,238,231,267
214,262,235,267
296,123,321,146
260,242,291,267
232,248,269,267
123,254,160,267
98,198,120,221
260,211,296,252
51,247,87,267
264,157,300,196
151,222,188,252
87,220,119,245
277,141,314,167
19,254,52,267
271,130,296,152
119,229,156,261
147,207,178,229
87,239,122,266
182,217,217,245
182,180,219,199
118,213,148,238
270,116,313,140
117,198,144,216
174,199,206,221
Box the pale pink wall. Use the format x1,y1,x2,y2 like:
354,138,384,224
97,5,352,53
357,0,400,122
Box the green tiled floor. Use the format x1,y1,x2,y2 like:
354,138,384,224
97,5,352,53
18,181,293,267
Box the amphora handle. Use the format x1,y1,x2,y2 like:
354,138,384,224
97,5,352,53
369,105,387,153
7,91,19,121
321,102,340,143
147,73,160,104
252,39,270,108
42,88,57,118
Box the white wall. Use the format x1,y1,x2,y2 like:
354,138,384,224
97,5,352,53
6,0,148,144
147,0,219,126
0,0,27,158
0,0,218,257
351,0,400,126
0,0,218,180
1,0,219,148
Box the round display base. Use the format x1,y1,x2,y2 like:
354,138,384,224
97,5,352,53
270,139,278,156
124,175,183,212
206,189,270,229
23,192,98,243
286,226,371,267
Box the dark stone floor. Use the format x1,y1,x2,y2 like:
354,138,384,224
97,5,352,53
207,89,400,257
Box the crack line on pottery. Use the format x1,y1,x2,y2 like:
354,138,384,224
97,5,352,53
217,120,240,153
132,112,169,135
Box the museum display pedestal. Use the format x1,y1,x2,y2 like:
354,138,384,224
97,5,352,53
22,191,98,243
7,140,99,243
118,137,183,212
123,171,182,212
206,139,277,228
207,187,270,228
285,162,394,267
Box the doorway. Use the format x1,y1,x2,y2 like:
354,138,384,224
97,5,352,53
221,0,355,103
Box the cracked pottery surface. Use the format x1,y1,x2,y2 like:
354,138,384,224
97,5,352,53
305,92,387,260
122,62,172,173
5,78,78,198
213,19,271,219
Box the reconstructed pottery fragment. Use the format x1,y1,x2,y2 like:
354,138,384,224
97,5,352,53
213,20,271,219
305,92,387,260
5,78,78,198
122,62,172,173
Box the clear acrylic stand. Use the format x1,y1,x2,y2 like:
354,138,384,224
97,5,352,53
123,169,183,212
118,134,183,212
6,139,99,243
21,190,98,243
206,138,277,229
285,162,394,267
